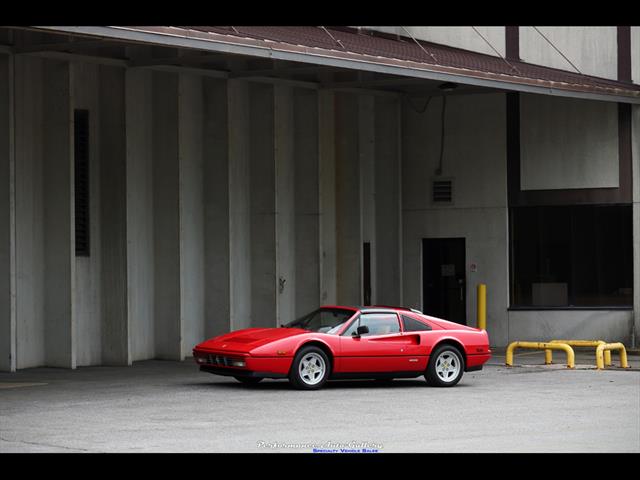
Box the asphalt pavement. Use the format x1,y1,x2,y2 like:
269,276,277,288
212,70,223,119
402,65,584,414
1,351,638,453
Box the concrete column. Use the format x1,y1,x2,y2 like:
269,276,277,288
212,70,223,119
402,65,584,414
319,89,337,305
72,61,102,367
42,59,75,369
0,53,16,372
359,95,376,304
335,92,362,305
99,65,129,365
203,77,230,338
228,79,252,330
632,104,640,348
374,96,402,305
14,55,45,369
125,67,155,361
275,85,295,324
249,82,276,327
293,88,320,316
152,71,181,359
179,73,205,355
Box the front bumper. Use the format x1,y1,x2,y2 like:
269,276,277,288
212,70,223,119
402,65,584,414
199,365,287,379
193,348,293,378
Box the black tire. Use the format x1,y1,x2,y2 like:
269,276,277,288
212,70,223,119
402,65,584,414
234,376,263,385
425,344,465,387
289,346,331,390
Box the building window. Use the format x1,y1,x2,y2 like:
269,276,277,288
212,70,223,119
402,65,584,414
510,204,633,308
74,109,90,256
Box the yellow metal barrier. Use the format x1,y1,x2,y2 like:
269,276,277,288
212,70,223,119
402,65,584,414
477,284,486,331
506,341,575,369
544,340,612,367
595,343,630,370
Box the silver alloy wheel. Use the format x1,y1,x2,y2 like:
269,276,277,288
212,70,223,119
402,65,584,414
434,350,461,383
298,352,326,386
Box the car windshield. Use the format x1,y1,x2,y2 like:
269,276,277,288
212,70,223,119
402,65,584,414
284,308,355,334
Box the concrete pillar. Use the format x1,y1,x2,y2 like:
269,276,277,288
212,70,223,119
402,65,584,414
275,85,295,324
228,79,252,330
374,96,402,305
0,53,16,372
179,73,205,355
72,61,102,366
359,95,376,304
249,82,276,327
334,92,362,305
633,104,640,348
203,77,230,338
152,71,181,359
293,88,320,316
14,55,45,369
319,90,337,305
42,59,75,369
125,67,155,361
99,65,129,365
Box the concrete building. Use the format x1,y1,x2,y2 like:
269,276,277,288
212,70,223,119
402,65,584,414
0,26,639,371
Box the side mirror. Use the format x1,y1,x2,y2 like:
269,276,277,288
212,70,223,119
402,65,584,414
353,325,369,337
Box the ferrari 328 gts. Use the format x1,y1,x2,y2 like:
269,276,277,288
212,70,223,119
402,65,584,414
192,305,491,389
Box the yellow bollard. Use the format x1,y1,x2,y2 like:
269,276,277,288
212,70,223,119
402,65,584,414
545,340,611,367
595,343,630,370
506,341,575,369
477,283,486,331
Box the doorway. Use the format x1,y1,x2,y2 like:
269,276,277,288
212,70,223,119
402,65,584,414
422,238,466,325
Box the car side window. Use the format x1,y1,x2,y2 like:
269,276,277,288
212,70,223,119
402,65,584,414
401,315,432,332
343,313,401,336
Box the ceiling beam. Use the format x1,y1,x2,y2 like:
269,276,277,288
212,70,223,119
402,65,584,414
229,64,337,78
13,39,122,54
128,53,226,68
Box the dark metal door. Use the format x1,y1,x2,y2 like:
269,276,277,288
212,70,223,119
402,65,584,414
422,238,466,325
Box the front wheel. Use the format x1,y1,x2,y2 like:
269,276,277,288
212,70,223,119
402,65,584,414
425,344,465,387
234,376,263,385
289,346,330,390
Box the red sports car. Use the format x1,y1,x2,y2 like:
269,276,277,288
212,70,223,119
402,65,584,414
192,305,491,389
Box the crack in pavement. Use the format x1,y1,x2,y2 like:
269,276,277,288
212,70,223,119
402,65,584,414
0,435,96,453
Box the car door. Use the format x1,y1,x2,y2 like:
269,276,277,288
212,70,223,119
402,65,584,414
338,313,415,373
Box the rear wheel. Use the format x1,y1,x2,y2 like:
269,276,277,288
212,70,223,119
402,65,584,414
234,376,263,385
425,344,464,387
289,346,330,390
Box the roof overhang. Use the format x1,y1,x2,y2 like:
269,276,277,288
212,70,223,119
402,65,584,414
29,25,640,104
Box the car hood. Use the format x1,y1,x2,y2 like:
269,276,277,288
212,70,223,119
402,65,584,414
195,327,309,353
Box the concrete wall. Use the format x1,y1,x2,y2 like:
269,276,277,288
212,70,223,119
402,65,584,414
179,73,205,357
1,45,636,370
202,78,230,338
633,27,640,85
335,92,362,305
520,27,618,80
0,54,15,371
293,88,320,317
364,27,506,58
14,56,48,369
152,71,181,360
633,104,640,347
126,68,155,362
520,94,619,190
375,96,402,305
249,83,277,327
401,93,509,347
72,62,101,366
507,310,634,344
228,79,252,330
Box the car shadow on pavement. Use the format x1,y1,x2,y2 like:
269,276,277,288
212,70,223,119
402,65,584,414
180,379,472,390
